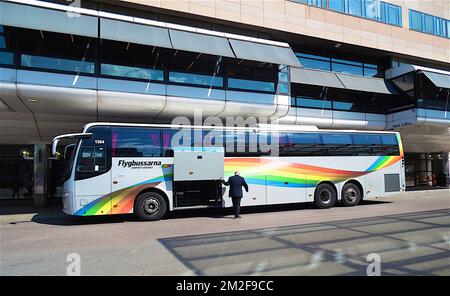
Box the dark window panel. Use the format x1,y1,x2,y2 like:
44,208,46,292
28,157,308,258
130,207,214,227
112,127,162,157
0,51,13,65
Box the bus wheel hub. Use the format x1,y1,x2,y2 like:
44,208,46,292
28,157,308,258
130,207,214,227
320,189,332,204
143,198,160,214
345,188,357,202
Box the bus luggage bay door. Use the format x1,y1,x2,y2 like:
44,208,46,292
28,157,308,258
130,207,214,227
173,148,224,208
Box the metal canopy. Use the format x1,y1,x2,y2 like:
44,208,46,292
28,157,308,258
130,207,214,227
0,1,98,37
229,39,301,67
336,73,396,94
168,29,235,58
290,68,345,89
100,18,173,49
421,71,450,89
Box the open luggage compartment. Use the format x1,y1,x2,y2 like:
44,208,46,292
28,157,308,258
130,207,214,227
173,148,224,208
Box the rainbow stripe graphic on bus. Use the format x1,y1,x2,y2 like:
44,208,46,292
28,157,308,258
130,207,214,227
224,158,368,188
74,173,173,216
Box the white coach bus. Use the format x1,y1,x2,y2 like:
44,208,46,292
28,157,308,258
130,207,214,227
52,123,405,221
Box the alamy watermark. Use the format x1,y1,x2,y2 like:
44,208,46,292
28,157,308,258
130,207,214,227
66,253,81,276
169,110,281,156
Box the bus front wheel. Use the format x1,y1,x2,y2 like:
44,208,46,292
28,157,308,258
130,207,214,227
340,183,361,207
314,183,337,209
135,192,167,221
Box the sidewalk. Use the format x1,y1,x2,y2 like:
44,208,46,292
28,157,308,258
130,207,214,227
0,198,62,224
406,185,450,191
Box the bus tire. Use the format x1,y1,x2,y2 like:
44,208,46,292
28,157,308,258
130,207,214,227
340,182,362,207
314,183,337,209
135,192,167,221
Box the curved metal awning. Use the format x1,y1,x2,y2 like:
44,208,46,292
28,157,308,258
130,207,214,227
100,18,173,49
0,1,98,37
420,71,450,89
291,67,397,94
229,39,301,67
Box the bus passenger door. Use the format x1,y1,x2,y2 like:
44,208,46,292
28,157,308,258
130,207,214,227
74,127,112,216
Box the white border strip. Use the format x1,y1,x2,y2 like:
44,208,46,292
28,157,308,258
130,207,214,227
4,0,290,47
413,65,450,76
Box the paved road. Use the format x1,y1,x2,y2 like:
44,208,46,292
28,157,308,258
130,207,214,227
1,190,449,275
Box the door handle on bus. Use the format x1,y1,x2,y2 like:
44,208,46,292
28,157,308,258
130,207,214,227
113,181,118,184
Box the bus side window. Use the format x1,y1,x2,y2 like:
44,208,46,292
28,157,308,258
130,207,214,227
381,134,400,156
288,133,322,156
321,133,353,156
352,134,383,156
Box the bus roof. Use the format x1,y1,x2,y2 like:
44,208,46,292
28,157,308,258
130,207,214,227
83,122,400,135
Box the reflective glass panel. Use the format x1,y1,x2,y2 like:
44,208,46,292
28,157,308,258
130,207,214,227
101,63,164,81
410,10,422,31
298,57,331,71
347,0,362,17
424,14,434,34
331,62,364,75
169,72,223,87
297,97,332,109
329,0,345,12
21,54,95,74
0,51,13,65
228,78,275,92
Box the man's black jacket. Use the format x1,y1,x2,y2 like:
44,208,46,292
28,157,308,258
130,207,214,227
223,175,249,198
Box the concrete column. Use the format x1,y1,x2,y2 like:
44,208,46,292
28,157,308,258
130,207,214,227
33,144,48,207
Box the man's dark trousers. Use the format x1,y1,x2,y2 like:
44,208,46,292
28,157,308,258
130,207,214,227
232,197,241,218
223,175,248,218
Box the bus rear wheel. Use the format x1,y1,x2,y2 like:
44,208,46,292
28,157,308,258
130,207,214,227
314,183,337,209
135,192,167,221
340,183,362,207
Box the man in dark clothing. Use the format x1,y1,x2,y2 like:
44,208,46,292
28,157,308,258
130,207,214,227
222,171,249,219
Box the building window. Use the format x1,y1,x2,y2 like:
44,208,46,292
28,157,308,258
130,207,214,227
409,9,449,39
15,28,96,74
0,51,13,65
347,0,362,17
364,0,378,20
328,0,345,13
101,63,164,81
409,10,422,31
100,39,165,82
0,25,14,66
21,54,95,74
290,83,409,114
168,51,224,88
293,0,402,27
226,59,277,93
331,59,364,76
293,96,332,109
295,52,379,77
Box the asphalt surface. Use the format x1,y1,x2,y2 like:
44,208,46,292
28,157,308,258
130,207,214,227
1,190,449,276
